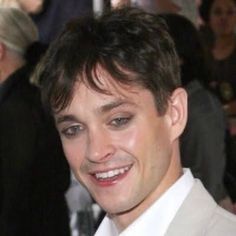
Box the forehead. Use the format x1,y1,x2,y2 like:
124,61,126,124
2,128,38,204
76,65,142,100
58,79,157,120
75,74,142,104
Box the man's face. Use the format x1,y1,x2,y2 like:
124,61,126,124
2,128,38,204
55,69,184,224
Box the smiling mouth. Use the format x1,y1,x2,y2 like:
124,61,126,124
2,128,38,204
93,165,131,181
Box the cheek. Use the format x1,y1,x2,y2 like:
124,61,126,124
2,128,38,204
210,17,218,29
230,17,236,26
120,128,141,149
113,125,148,158
116,119,170,160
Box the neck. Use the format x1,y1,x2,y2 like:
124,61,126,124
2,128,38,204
213,34,236,60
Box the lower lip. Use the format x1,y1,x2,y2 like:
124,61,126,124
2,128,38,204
91,169,130,187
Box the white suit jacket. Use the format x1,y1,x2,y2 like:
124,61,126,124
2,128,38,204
166,180,236,235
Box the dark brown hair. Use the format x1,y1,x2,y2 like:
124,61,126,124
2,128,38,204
35,7,181,114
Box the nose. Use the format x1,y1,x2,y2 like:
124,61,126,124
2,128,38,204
85,127,115,163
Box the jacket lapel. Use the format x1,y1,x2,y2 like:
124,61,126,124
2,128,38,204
165,180,217,236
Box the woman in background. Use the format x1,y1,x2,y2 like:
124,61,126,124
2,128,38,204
199,0,236,114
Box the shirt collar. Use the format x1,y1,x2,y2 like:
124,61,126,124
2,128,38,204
95,168,194,236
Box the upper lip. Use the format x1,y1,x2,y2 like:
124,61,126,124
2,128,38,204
89,164,133,175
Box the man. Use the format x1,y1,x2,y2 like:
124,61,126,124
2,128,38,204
36,7,236,235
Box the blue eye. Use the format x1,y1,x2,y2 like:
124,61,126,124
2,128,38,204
61,125,83,138
110,116,132,128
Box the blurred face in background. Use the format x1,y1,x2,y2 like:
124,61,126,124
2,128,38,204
209,0,236,37
18,0,44,14
111,0,130,8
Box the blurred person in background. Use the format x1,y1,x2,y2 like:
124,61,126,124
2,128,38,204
0,0,44,13
0,0,93,45
199,0,236,207
119,0,198,25
199,0,236,113
30,0,93,45
162,13,234,212
17,0,44,14
0,7,70,236
0,0,19,8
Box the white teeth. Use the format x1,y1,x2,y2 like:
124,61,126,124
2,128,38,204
108,170,114,178
95,166,129,180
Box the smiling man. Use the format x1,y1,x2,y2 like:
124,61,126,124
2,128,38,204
35,7,236,236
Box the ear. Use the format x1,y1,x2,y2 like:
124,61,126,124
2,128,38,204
166,88,188,141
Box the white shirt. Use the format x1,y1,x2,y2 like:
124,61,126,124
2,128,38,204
95,169,194,236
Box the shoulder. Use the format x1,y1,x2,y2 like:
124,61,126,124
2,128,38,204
206,207,236,235
189,181,236,235
166,180,236,236
1,80,39,108
0,78,42,126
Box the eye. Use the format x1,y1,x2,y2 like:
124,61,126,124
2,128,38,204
227,9,236,16
61,124,84,138
109,116,132,128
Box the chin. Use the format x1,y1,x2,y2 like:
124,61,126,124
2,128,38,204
98,196,136,215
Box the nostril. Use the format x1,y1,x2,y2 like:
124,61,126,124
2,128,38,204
87,147,115,163
86,128,115,162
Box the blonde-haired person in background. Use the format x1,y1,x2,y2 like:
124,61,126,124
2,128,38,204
0,7,38,83
0,0,93,46
17,0,44,14
0,0,20,8
0,0,43,14
0,7,71,236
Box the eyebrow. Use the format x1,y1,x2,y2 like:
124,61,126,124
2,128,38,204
55,114,78,125
99,99,132,113
55,98,136,125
